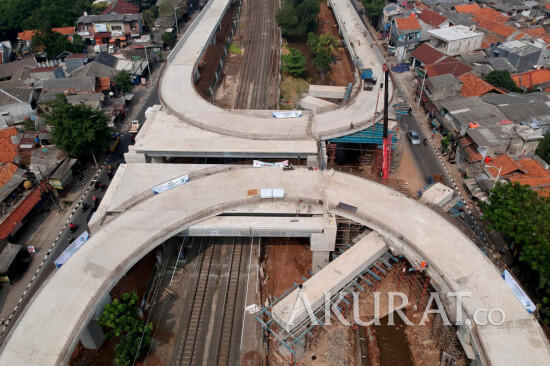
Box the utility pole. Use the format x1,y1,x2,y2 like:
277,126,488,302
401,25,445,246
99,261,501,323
382,64,392,180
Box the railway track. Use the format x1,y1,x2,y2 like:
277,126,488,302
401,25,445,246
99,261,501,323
177,242,214,366
216,240,244,365
172,238,249,366
234,0,277,109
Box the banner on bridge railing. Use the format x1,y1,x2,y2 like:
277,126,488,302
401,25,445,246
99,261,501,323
152,175,189,195
54,231,90,268
272,111,302,119
253,160,289,168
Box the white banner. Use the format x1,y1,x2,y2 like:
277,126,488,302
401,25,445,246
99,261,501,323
253,160,289,168
54,231,90,268
272,111,302,119
502,269,536,314
152,175,189,194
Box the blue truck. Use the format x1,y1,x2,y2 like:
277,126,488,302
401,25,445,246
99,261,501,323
361,68,377,90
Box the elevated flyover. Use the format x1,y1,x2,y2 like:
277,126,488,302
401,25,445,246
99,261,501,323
1,166,549,366
134,0,392,164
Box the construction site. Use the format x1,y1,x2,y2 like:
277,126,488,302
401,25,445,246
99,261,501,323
1,0,549,365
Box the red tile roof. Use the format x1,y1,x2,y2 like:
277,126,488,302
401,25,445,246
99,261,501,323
486,155,524,177
425,56,472,78
97,77,111,91
18,27,74,41
475,19,516,38
459,72,504,97
30,66,58,73
464,145,483,163
395,15,421,31
102,0,139,15
0,162,18,188
546,3,550,11
0,127,18,164
67,53,87,59
526,27,548,38
455,4,480,13
471,8,509,23
410,43,446,65
512,69,550,89
418,9,448,28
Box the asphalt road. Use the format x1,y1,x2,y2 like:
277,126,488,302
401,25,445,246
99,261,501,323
400,114,451,186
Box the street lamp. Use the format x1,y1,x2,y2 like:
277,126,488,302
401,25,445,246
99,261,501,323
173,1,186,36
485,164,502,199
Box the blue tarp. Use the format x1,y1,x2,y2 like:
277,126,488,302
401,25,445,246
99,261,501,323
391,63,410,73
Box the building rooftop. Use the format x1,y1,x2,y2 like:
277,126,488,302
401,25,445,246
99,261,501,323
395,15,422,32
418,8,448,27
425,56,472,77
487,57,516,73
512,69,550,89
0,127,18,164
454,3,480,13
102,0,139,15
94,53,119,69
496,40,540,57
411,43,446,65
428,25,483,41
475,19,517,38
76,13,140,24
459,72,504,97
471,7,509,23
71,61,117,78
441,96,509,128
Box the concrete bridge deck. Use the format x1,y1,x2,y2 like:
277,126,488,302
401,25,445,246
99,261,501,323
0,166,548,365
158,0,392,143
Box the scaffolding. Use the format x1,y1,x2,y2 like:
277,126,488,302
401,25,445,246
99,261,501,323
256,249,399,364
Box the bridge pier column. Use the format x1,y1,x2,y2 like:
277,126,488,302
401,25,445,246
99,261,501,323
151,156,164,163
310,214,337,272
79,293,111,350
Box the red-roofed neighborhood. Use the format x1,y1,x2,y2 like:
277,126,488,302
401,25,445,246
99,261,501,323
417,9,448,28
459,73,504,97
410,43,446,65
512,69,550,89
395,15,421,31
455,4,481,13
475,19,516,39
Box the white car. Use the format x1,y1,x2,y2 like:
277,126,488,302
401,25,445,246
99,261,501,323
408,130,421,145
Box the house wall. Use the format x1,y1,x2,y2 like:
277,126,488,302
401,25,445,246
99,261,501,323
438,34,483,55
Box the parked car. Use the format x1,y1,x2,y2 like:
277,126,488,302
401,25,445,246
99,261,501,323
408,130,420,145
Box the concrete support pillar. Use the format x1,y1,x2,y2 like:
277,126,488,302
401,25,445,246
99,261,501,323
310,214,337,271
211,35,216,45
311,250,330,273
80,293,111,350
151,156,164,163
306,154,319,169
193,68,200,82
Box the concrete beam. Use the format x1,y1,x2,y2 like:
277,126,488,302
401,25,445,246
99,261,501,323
310,214,337,251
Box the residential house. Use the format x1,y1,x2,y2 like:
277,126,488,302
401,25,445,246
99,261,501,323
489,40,541,72
417,74,463,120
417,9,451,41
62,54,89,76
71,61,118,92
458,72,504,97
390,15,422,60
29,66,65,81
512,69,550,90
0,41,12,64
382,3,406,27
17,27,75,48
101,0,139,15
0,56,36,83
0,85,35,128
425,56,472,78
410,43,446,68
76,13,143,46
36,77,97,107
427,25,484,55
474,18,518,42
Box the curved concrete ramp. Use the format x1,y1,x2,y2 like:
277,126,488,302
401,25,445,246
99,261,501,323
160,0,393,140
0,167,548,365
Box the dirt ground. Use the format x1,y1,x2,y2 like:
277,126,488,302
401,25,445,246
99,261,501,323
69,251,157,366
391,134,427,195
280,70,310,109
214,47,243,108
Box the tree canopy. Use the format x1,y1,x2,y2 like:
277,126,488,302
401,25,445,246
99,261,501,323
361,0,386,24
536,132,550,164
162,31,176,48
115,71,133,93
484,70,522,93
31,29,82,58
277,0,320,41
307,32,337,73
480,182,550,323
0,0,91,40
100,291,153,366
46,95,112,159
282,48,307,77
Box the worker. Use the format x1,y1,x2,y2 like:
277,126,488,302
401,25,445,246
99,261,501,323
69,223,77,232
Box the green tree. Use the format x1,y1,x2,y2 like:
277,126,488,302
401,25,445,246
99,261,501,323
307,32,319,51
282,48,307,77
46,95,111,159
361,0,386,25
536,132,550,163
480,182,550,323
90,2,108,14
313,47,331,72
316,33,338,54
277,0,320,40
71,34,85,53
115,71,133,93
143,9,156,30
162,31,176,48
484,70,522,92
100,291,153,366
31,29,73,58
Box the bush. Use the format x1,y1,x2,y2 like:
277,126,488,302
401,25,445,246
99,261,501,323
161,31,176,48
277,0,319,40
282,48,307,77
484,70,522,92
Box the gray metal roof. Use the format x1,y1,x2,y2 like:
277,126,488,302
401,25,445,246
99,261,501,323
482,92,550,106
498,101,550,128
496,41,540,57
77,13,140,24
71,61,117,78
487,57,516,73
42,77,95,91
427,74,460,88
94,53,119,69
64,58,88,74
441,96,508,127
